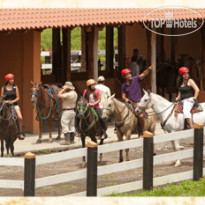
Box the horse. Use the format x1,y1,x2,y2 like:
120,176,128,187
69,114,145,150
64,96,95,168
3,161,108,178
0,96,18,157
101,94,156,162
135,90,205,166
30,82,61,143
76,96,107,167
157,62,177,102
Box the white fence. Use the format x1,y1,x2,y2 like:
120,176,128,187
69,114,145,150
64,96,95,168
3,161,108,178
0,127,204,196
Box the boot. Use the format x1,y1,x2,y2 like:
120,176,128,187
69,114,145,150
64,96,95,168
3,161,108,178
60,133,71,145
70,132,75,144
18,132,25,140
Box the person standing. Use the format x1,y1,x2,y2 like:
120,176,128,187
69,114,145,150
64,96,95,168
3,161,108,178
1,73,25,140
58,81,78,145
129,56,140,76
176,67,200,128
95,76,111,109
121,65,154,135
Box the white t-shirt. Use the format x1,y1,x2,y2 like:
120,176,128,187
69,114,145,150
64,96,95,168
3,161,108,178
95,84,111,108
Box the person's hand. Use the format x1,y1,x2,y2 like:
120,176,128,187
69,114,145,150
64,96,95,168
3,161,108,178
88,103,94,107
175,97,180,102
125,98,130,103
148,65,154,71
5,100,13,104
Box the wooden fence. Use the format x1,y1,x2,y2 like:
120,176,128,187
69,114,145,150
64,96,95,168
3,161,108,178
0,123,204,196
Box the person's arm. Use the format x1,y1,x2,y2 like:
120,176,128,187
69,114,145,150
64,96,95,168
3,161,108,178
57,88,67,98
10,86,20,104
89,90,101,106
139,65,154,80
122,93,130,103
189,79,200,100
176,91,181,101
1,87,4,97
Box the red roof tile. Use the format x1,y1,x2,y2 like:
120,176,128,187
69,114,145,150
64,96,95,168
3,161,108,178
0,8,204,31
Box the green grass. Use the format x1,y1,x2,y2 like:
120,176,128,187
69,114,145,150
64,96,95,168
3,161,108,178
57,185,77,189
41,27,118,51
102,174,115,179
109,178,205,196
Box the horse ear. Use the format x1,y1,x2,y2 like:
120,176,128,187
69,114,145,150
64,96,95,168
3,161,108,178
142,89,147,95
110,94,115,99
147,89,151,96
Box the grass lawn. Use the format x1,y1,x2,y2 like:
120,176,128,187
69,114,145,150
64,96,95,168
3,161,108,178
109,178,205,196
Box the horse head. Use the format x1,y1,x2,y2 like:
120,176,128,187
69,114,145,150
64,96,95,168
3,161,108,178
76,96,88,119
135,90,152,114
30,81,42,105
101,94,115,120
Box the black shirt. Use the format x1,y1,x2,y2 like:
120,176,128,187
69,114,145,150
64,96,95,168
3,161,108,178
178,82,194,100
4,85,18,105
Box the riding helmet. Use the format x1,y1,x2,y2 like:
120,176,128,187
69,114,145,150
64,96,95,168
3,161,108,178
86,79,96,87
121,68,131,76
178,67,189,75
4,73,14,82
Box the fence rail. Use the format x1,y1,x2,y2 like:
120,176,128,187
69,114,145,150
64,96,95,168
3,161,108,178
0,124,204,196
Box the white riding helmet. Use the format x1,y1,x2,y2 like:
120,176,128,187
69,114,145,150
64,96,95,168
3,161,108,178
98,76,105,82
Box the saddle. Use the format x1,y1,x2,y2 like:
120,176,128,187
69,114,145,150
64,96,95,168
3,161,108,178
176,101,203,114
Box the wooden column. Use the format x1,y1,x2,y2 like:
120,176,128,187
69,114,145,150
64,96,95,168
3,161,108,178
151,31,157,93
52,28,62,82
170,28,175,65
200,24,205,90
86,27,98,81
118,25,126,77
144,29,151,90
106,26,114,77
62,28,71,83
81,28,87,72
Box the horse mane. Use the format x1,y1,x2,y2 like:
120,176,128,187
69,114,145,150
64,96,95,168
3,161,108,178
151,92,172,104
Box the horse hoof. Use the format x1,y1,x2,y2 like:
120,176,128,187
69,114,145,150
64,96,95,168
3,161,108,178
36,139,42,144
174,160,181,167
153,152,156,156
176,145,184,151
119,159,123,163
56,136,61,141
81,162,87,168
48,139,53,143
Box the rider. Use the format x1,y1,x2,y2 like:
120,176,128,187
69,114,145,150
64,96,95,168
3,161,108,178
1,73,25,140
176,67,200,128
121,65,154,135
95,76,111,109
83,79,107,139
58,81,77,145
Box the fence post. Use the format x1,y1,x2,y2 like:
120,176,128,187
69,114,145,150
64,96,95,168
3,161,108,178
193,123,204,181
143,131,154,190
86,141,98,196
24,152,36,196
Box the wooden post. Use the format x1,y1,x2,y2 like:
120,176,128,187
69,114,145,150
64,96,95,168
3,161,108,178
81,28,87,72
143,131,154,190
87,27,98,81
86,141,98,196
200,24,205,90
193,123,204,181
24,152,36,196
62,27,71,82
151,31,156,93
118,25,126,77
52,28,61,82
106,26,114,77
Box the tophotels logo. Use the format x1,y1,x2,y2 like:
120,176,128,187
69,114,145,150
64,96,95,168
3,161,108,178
143,6,204,36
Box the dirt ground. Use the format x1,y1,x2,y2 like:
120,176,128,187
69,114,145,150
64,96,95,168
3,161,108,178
1,137,203,197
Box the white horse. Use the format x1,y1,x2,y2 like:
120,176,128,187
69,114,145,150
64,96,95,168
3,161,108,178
135,90,205,166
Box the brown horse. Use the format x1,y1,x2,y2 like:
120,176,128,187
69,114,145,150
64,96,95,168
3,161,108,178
0,96,18,157
31,82,61,143
76,96,107,167
102,94,156,162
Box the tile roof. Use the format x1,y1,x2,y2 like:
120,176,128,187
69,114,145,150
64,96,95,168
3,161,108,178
0,8,204,31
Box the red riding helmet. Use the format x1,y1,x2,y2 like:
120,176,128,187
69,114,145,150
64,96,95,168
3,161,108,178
4,73,14,82
121,68,131,77
178,67,189,75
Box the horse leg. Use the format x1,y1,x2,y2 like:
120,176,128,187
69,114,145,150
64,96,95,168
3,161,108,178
48,117,52,143
37,119,43,143
125,131,132,161
117,131,123,163
1,139,4,157
6,137,10,155
81,135,86,168
56,118,61,141
99,139,104,164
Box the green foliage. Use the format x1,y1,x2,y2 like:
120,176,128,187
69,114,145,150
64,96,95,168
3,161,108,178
40,27,118,51
109,178,205,196
57,185,77,189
